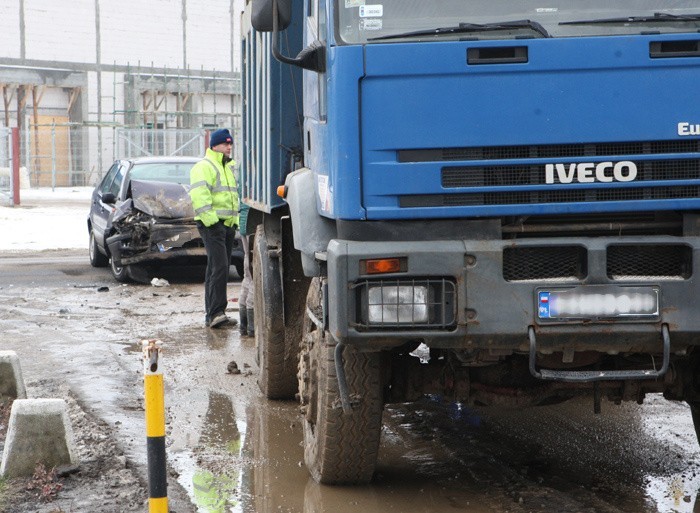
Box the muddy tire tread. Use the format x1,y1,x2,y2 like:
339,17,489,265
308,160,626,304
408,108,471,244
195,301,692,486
316,343,382,484
254,225,297,399
302,280,383,484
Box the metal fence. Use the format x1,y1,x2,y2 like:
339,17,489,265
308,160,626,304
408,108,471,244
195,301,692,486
116,129,205,159
1,125,240,192
20,126,218,188
24,124,91,188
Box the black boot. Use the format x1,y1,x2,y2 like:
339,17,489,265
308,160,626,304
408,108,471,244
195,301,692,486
247,307,255,337
239,307,248,335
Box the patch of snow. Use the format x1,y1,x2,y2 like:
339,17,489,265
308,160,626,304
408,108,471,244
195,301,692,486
0,187,93,251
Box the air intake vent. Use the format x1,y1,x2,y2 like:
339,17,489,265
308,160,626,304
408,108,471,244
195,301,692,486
607,244,692,280
503,246,587,282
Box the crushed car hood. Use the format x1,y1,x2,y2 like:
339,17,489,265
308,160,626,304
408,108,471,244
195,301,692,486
107,179,205,273
130,179,194,219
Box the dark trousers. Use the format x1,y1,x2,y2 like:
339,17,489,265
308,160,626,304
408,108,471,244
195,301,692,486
197,221,236,322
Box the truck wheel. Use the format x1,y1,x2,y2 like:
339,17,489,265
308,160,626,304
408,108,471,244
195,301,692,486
253,224,297,399
298,278,383,484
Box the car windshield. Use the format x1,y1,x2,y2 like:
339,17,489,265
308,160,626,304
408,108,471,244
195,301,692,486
335,0,700,44
128,162,194,184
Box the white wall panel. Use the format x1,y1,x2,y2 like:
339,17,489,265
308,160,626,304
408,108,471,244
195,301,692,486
24,0,96,62
186,0,232,72
100,0,183,67
0,2,21,58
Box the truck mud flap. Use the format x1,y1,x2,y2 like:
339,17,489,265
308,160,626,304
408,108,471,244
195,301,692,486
528,324,670,382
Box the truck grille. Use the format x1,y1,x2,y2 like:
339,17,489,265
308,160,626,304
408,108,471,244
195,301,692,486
607,244,692,280
503,246,587,282
502,244,692,281
397,140,700,208
398,140,700,163
400,185,700,207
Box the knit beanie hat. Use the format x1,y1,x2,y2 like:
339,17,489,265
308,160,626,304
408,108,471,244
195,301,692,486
210,128,232,148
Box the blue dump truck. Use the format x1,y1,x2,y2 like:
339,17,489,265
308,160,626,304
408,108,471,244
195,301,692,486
240,0,700,484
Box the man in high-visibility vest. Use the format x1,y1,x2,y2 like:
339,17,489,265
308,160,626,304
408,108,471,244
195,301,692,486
189,128,240,328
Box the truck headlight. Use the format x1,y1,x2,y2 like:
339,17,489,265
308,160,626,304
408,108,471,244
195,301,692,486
354,279,456,329
368,284,429,324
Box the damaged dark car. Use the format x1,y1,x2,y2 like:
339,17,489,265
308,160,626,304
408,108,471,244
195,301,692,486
88,156,244,283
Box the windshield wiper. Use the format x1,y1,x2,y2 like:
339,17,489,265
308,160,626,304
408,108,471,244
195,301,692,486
560,12,700,26
368,19,550,41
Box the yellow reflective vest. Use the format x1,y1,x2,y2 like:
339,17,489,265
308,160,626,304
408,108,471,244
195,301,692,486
189,148,240,227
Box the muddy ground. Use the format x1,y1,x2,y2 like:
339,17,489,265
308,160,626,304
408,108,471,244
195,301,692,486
1,249,700,513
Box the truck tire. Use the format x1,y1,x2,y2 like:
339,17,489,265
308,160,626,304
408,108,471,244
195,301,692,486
298,278,383,484
253,224,297,399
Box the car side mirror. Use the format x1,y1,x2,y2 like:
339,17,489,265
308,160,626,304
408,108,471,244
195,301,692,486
252,0,292,32
102,192,116,204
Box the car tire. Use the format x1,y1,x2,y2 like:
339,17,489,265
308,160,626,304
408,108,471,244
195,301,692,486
89,229,109,268
110,257,131,283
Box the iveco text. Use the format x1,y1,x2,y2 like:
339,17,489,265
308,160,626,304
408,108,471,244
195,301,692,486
545,161,637,184
678,122,700,136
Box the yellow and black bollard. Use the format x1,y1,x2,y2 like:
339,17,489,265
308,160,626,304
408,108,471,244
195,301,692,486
143,339,167,513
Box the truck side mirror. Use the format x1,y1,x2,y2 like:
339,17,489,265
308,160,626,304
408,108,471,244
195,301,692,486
254,0,326,73
252,0,292,32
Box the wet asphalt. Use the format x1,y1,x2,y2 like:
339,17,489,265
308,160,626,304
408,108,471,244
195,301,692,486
1,250,699,512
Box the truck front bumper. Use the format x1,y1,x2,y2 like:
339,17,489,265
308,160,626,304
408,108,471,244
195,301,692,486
326,236,700,355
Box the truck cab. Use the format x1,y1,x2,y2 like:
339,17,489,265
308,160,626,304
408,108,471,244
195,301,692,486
241,0,700,484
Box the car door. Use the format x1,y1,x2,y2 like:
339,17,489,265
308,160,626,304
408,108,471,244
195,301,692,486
91,162,127,252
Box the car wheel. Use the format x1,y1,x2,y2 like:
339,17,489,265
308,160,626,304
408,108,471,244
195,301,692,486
110,257,131,283
89,230,109,268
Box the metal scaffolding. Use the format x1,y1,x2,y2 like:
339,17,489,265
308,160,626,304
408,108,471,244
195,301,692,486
0,62,242,187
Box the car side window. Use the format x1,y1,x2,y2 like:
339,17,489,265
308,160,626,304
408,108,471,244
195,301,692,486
99,163,120,194
108,164,127,197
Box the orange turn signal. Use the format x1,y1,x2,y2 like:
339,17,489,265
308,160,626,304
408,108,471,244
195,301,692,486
361,257,406,275
277,185,287,198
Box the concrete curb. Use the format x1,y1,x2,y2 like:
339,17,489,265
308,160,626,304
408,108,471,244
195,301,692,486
0,398,79,478
0,351,26,399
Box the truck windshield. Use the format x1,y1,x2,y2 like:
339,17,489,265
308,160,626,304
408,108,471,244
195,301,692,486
335,1,700,44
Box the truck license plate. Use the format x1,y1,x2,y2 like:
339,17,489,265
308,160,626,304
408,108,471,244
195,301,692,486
537,285,659,322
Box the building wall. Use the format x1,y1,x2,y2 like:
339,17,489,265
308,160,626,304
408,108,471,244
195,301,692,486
1,0,245,72
25,0,97,62
100,1,184,68
0,2,21,58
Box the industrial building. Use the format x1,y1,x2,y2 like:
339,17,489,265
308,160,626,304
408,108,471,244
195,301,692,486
0,0,244,190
